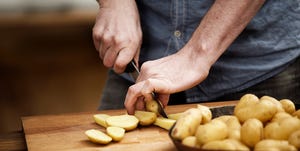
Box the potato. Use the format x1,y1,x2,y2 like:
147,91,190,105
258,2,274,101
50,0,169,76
134,110,157,126
85,129,112,144
202,139,249,150
106,114,139,131
171,108,202,140
197,104,212,124
279,99,296,114
167,112,183,120
145,99,159,115
234,94,277,123
293,109,300,119
224,139,250,151
215,115,241,140
201,139,236,150
93,114,110,128
181,136,200,148
195,119,228,145
260,96,284,112
106,126,125,141
153,117,176,130
241,118,263,148
271,112,292,123
264,116,300,140
288,130,300,149
254,139,297,151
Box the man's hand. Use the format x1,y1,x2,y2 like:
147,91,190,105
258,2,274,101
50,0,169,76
93,0,142,73
124,0,265,115
125,49,211,115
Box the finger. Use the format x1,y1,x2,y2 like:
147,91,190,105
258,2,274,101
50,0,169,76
124,82,144,115
103,45,118,68
93,38,100,52
114,47,136,74
141,78,171,106
135,96,145,111
158,94,170,107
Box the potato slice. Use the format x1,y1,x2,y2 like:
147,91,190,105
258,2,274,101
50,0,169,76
85,129,112,144
93,114,110,128
106,126,125,141
167,112,183,120
106,114,139,131
153,117,176,130
134,110,157,126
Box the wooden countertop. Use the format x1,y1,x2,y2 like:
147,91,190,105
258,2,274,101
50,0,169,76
0,101,237,151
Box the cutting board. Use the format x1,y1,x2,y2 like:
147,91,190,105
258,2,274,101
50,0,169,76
22,101,237,151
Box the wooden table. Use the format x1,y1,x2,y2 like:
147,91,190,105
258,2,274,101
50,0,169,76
0,101,237,151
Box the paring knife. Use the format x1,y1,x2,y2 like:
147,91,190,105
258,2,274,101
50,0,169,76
125,60,168,118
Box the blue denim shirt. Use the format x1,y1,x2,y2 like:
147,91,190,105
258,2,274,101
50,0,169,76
122,0,300,103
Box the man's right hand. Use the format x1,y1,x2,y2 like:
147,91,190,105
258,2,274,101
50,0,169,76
93,0,142,73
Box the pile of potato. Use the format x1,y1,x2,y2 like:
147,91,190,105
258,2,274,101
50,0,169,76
171,94,300,151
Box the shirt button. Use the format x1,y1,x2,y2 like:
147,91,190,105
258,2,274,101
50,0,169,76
174,30,182,38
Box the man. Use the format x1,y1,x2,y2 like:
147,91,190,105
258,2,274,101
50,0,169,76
93,0,300,114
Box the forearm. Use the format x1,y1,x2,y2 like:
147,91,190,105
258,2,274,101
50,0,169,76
184,0,265,68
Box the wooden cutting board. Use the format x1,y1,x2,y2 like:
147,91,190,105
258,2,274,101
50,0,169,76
22,101,237,151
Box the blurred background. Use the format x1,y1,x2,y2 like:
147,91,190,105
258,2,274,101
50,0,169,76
0,0,108,133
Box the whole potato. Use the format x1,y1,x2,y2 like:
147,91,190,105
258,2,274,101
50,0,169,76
181,136,200,148
215,115,241,140
288,130,300,149
234,94,277,123
254,139,297,151
202,139,249,150
195,119,228,145
241,118,264,148
201,140,236,150
264,116,300,140
280,99,296,114
271,112,292,123
197,104,212,124
293,109,300,119
260,96,284,112
171,108,202,140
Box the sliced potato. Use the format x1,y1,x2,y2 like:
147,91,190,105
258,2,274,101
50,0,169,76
134,110,157,126
85,129,112,144
106,126,125,141
106,114,139,131
93,114,110,128
153,117,176,130
167,112,183,120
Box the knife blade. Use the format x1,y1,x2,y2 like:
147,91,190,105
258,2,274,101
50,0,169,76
125,60,168,118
